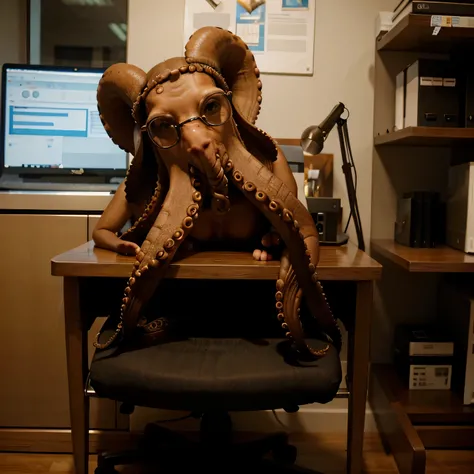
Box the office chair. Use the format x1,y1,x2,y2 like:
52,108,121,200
89,278,344,473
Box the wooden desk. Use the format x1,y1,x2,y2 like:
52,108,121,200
51,241,382,474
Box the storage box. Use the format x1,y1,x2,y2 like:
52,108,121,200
375,11,392,41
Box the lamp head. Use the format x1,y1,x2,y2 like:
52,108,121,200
300,125,325,155
300,102,346,155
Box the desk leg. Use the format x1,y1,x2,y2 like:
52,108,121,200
64,277,90,474
347,280,373,474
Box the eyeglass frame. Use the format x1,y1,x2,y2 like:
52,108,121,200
140,90,233,150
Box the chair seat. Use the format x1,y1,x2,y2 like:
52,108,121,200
90,337,342,412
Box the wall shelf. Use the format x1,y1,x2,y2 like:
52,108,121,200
371,10,474,474
374,127,474,147
370,364,474,474
371,239,474,273
372,364,474,425
377,14,474,52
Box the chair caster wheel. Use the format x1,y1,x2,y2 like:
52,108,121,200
272,443,297,464
94,467,119,474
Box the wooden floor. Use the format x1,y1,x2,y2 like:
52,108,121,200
0,433,473,473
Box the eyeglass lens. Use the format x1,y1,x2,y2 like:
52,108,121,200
147,92,231,148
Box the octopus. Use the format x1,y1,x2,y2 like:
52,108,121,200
93,26,342,361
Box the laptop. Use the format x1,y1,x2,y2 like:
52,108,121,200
0,63,127,192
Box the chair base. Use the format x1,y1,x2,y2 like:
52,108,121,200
94,412,321,473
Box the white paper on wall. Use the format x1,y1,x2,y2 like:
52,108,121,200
183,0,316,75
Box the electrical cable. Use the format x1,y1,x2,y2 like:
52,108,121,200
342,119,358,234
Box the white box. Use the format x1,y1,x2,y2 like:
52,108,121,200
409,365,452,390
375,11,393,40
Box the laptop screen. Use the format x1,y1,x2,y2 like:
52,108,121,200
1,64,127,175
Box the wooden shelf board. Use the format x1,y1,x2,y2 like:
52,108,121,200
371,239,474,272
372,364,474,425
374,127,474,147
377,14,474,52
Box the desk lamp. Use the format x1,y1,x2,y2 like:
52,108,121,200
300,102,365,251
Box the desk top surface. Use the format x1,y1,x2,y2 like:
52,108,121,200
51,241,382,281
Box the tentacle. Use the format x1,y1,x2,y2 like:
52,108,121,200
277,251,329,358
96,63,147,154
120,152,175,245
184,26,262,124
227,138,342,358
184,27,279,167
94,164,201,349
119,178,164,244
203,150,231,214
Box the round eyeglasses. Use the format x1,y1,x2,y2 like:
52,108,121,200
143,91,232,149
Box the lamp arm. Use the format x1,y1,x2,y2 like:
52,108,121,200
336,117,365,251
319,102,345,142
300,102,365,251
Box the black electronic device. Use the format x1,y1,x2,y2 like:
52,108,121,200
306,197,348,246
394,324,454,390
394,191,444,248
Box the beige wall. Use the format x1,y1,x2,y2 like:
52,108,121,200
0,0,27,102
0,0,27,63
127,0,398,245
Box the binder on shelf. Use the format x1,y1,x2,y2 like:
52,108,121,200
394,191,442,248
395,69,406,130
405,59,460,128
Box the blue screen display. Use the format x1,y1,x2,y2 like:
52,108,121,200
2,66,127,171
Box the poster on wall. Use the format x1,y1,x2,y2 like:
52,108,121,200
183,0,316,75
